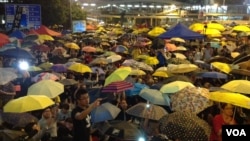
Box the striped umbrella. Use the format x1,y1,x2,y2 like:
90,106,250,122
102,81,133,93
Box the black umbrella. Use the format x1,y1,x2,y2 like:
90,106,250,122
0,47,35,59
232,53,250,64
207,56,232,64
96,120,144,141
159,112,211,141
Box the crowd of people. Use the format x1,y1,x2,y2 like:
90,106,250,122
0,22,250,141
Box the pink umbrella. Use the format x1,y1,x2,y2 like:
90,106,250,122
32,72,59,82
102,81,133,93
82,46,96,52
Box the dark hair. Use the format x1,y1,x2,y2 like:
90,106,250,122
65,117,73,123
61,103,70,110
75,88,88,100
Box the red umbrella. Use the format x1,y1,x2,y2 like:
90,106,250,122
102,81,133,93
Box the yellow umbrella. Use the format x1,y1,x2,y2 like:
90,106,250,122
152,71,169,78
221,80,250,94
211,62,231,74
3,95,55,113
144,56,159,65
106,54,122,63
168,64,198,74
201,29,221,35
209,91,250,109
206,23,225,31
38,62,53,70
160,81,195,94
189,23,204,31
27,80,64,98
232,25,250,32
38,34,54,41
64,42,80,50
136,54,149,60
147,26,166,37
68,63,92,73
28,66,42,72
130,69,146,76
104,67,132,86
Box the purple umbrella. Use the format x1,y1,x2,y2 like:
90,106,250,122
51,64,67,73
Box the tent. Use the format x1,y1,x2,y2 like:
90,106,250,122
35,25,61,36
158,23,204,40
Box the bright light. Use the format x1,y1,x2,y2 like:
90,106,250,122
134,5,140,8
138,137,145,141
19,60,29,70
83,3,89,6
90,3,96,6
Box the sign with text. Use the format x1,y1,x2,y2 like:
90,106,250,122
72,20,86,33
222,125,250,141
5,4,41,29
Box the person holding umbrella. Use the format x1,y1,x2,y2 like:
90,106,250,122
210,103,238,141
71,88,102,141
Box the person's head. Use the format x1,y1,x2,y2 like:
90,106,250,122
76,88,89,107
42,107,52,119
220,103,235,117
61,103,70,114
119,99,128,110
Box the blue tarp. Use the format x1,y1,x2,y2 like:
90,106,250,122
158,23,204,40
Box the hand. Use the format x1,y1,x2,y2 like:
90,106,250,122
90,98,102,109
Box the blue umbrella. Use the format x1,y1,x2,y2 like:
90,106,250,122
197,71,228,79
0,47,35,59
125,83,149,96
91,102,121,123
9,30,26,39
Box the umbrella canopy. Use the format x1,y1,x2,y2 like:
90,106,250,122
0,110,38,127
104,67,131,86
152,71,169,78
0,47,35,59
38,62,53,70
82,46,96,53
211,62,231,74
0,68,18,85
221,80,250,94
91,102,121,123
90,57,108,65
68,63,92,73
0,129,27,141
102,81,133,93
171,87,213,114
147,26,166,37
139,88,170,106
3,95,55,113
160,81,195,94
232,25,250,32
129,69,146,76
125,83,149,96
209,91,250,109
27,80,64,98
64,42,80,50
97,120,144,140
196,71,228,79
28,66,42,72
50,64,67,73
126,103,168,120
106,54,122,63
58,79,78,86
230,69,250,77
168,64,198,74
31,72,59,82
144,57,159,65
170,37,185,43
159,111,211,141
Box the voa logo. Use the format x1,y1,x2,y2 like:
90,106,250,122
226,129,247,136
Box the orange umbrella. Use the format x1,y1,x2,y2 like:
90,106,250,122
165,43,177,51
82,46,96,52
